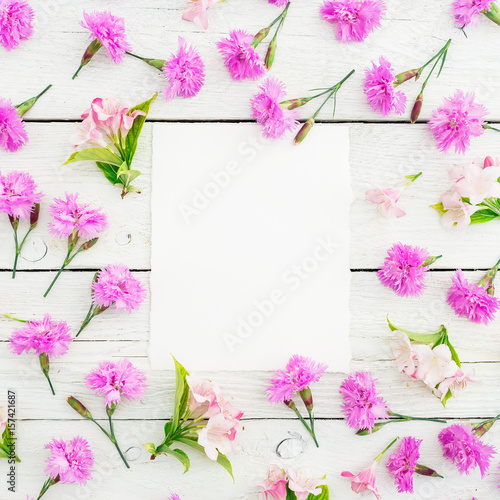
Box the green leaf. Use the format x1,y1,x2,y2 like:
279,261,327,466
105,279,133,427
440,389,453,408
470,209,499,225
124,94,157,166
286,484,297,500
0,424,20,462
117,167,142,185
446,338,461,368
155,443,191,473
62,148,124,167
163,421,173,440
307,485,330,500
171,356,189,432
387,317,445,345
95,161,119,185
176,437,234,481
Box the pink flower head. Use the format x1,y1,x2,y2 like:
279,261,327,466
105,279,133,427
341,461,380,499
447,269,500,325
92,264,146,312
429,91,488,154
364,57,406,116
80,11,131,64
391,330,416,377
0,170,42,219
217,29,266,81
163,37,205,102
182,0,211,30
267,355,327,404
484,156,499,168
449,160,500,205
440,190,479,231
44,436,93,485
320,0,386,42
186,375,221,416
48,193,107,241
287,468,326,500
197,412,239,460
0,0,34,51
168,496,181,500
269,0,289,6
251,77,299,139
365,187,405,218
0,97,28,152
452,0,493,26
85,359,146,408
439,423,496,477
259,464,288,500
339,371,390,432
414,343,457,389
377,243,430,297
8,315,72,359
72,116,107,149
386,436,421,493
436,367,475,401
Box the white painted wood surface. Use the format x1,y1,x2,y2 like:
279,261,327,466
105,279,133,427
1,0,500,499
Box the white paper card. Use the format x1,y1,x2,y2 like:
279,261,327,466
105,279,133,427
150,123,351,372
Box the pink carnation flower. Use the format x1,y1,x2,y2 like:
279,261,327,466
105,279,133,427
163,37,205,102
447,270,500,325
0,0,34,51
377,243,430,297
217,29,266,81
182,0,211,30
44,436,94,485
8,314,72,359
339,371,390,432
80,11,131,64
269,0,289,5
92,264,146,312
267,355,327,404
251,77,299,139
429,90,488,154
0,97,28,152
0,170,42,219
320,0,386,42
85,359,146,408
48,193,107,241
341,461,381,499
364,57,406,116
453,0,493,26
386,436,421,493
439,423,496,477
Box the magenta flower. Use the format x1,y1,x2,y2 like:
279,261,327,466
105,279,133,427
251,77,299,139
0,0,34,51
320,0,386,42
267,355,327,404
453,0,493,26
340,372,390,432
217,29,266,81
386,436,421,493
44,436,93,485
0,97,28,152
163,37,205,102
364,57,407,117
92,264,146,312
429,91,488,154
0,170,42,219
8,314,72,358
48,193,107,242
85,359,146,408
439,423,496,477
269,0,289,5
447,269,500,325
168,495,181,500
80,11,131,64
377,243,435,297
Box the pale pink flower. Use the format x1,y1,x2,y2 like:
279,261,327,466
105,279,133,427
341,461,380,499
287,468,326,500
48,192,107,241
365,187,405,218
217,29,266,81
197,413,239,460
435,367,475,401
0,0,34,51
0,408,7,435
186,375,221,416
414,344,457,389
85,359,146,408
449,161,500,205
452,0,493,26
391,330,416,377
72,116,107,148
163,37,205,101
0,170,43,220
429,91,488,154
44,436,93,485
0,97,29,152
258,464,287,500
440,190,480,231
81,11,131,64
182,0,212,30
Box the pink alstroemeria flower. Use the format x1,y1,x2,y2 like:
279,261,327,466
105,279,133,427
414,343,457,390
365,187,405,218
197,413,239,460
258,464,288,500
186,375,222,417
391,330,416,377
287,468,326,500
182,0,212,30
440,190,480,231
342,461,380,499
435,368,475,401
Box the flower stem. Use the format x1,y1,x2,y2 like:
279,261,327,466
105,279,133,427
389,412,447,424
483,124,500,133
374,436,399,462
37,477,56,500
12,225,19,279
126,51,147,61
311,69,355,120
108,414,130,469
43,247,76,297
306,409,320,448
76,303,96,337
43,371,56,396
484,6,500,26
2,313,27,322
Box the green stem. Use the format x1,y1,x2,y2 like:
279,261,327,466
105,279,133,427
125,51,147,61
42,370,56,396
36,477,54,500
2,313,27,322
108,414,130,469
76,303,96,337
43,247,81,298
312,69,356,119
389,412,447,424
72,64,83,80
12,225,19,279
484,124,500,133
484,6,500,26
419,39,451,73
374,436,399,462
307,409,319,448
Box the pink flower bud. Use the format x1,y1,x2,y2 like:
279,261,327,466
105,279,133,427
294,118,315,145
393,68,420,87
264,38,277,70
252,26,270,47
411,93,424,124
484,156,500,168
67,396,93,420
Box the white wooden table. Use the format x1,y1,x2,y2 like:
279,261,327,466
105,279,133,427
2,1,500,498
